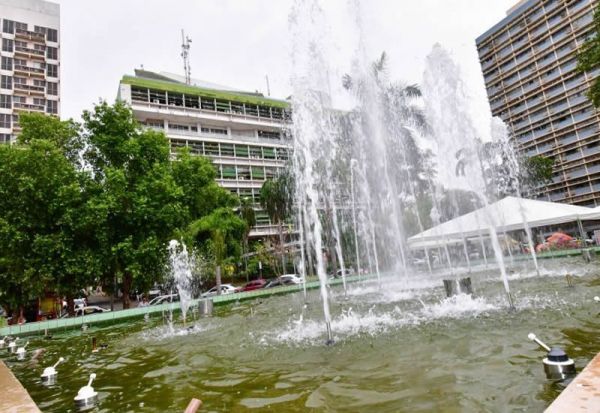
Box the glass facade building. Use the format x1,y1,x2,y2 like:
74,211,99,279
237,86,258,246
476,0,600,206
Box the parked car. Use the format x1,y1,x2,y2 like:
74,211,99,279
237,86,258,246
264,278,296,288
280,274,304,284
332,268,355,278
201,284,239,298
148,294,179,306
74,306,111,317
242,279,267,291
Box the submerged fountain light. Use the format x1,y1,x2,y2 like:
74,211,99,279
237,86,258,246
74,373,98,409
41,357,64,384
528,333,575,380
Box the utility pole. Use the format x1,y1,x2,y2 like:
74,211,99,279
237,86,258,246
181,29,192,85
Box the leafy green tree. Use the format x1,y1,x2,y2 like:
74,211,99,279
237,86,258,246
0,138,93,318
81,101,236,307
187,207,247,286
577,1,600,106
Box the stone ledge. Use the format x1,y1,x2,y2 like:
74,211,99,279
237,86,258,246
546,352,600,412
0,360,41,413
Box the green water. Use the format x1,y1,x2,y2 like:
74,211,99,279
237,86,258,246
3,259,600,412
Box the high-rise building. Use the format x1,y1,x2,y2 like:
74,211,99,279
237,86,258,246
0,0,60,144
118,70,292,237
476,0,600,206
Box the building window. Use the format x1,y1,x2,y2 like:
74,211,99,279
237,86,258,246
33,98,45,107
1,39,13,53
1,57,12,71
15,22,27,32
0,133,11,143
46,64,58,78
46,46,57,60
1,75,11,90
46,100,57,114
0,94,11,109
0,113,11,128
34,25,46,35
46,28,58,42
47,82,57,95
2,20,14,34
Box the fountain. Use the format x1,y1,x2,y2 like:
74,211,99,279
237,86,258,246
2,2,598,412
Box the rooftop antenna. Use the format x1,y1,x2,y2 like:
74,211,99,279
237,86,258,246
265,75,271,96
181,29,192,85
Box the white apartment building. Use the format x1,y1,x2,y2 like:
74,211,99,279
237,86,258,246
0,0,60,143
118,69,292,237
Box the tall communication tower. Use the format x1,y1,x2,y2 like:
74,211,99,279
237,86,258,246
181,29,192,85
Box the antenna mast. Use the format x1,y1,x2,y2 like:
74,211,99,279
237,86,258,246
181,29,192,85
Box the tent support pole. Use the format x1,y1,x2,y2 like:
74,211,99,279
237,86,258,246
462,236,471,273
577,218,586,246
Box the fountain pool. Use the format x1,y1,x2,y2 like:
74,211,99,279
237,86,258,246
3,258,600,412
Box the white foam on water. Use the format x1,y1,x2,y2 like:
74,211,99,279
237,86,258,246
262,306,421,346
422,293,497,319
139,322,210,342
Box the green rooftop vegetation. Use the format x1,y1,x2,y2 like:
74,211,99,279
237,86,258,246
121,75,290,109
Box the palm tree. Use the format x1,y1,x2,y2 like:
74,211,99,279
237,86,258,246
260,170,293,274
238,197,256,279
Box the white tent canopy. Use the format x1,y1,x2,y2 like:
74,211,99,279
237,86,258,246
407,196,592,248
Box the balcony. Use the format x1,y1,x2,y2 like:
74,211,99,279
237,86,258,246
15,28,45,43
13,102,45,112
14,46,45,61
14,64,45,78
14,83,45,95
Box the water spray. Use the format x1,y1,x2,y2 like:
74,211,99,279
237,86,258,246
528,333,575,380
41,357,64,384
0,335,7,349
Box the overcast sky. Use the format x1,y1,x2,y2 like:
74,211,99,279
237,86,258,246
52,0,517,133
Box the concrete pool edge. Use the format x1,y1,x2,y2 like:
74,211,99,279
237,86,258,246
0,360,42,413
0,275,368,337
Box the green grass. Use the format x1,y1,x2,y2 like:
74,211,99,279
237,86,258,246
121,75,290,109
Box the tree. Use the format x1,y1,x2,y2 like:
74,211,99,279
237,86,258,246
260,170,294,274
187,207,247,286
81,101,236,308
238,197,256,278
0,137,93,319
577,1,600,107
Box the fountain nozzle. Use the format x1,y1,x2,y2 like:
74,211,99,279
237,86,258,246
41,357,64,383
325,321,334,346
528,333,551,352
528,333,575,380
594,296,599,302
74,373,98,409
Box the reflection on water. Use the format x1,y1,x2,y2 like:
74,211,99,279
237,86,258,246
3,258,600,412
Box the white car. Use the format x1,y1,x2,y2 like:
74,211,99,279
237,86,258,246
148,294,179,306
74,306,110,317
280,274,304,284
201,284,239,297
